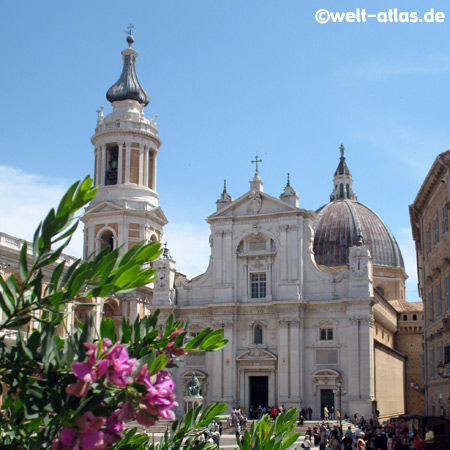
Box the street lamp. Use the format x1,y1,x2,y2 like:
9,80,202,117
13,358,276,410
334,377,345,428
409,378,425,394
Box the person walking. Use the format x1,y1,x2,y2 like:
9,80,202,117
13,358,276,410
424,426,434,450
324,405,329,420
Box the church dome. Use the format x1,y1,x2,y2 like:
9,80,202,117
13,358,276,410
106,35,150,106
313,146,404,269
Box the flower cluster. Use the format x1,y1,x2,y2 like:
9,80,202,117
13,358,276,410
66,339,137,398
58,338,178,449
51,410,127,450
134,365,177,426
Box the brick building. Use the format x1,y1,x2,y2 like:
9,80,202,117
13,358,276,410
410,150,450,417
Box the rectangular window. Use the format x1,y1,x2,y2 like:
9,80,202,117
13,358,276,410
251,273,266,299
320,328,333,340
420,353,425,381
430,348,435,380
438,344,443,367
443,206,448,235
446,275,450,311
429,289,433,323
434,216,439,245
437,283,442,318
316,349,338,364
445,345,450,365
426,228,431,255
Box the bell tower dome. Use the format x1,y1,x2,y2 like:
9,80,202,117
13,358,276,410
82,33,167,258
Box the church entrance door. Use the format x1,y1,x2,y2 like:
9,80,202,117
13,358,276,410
249,376,268,411
320,389,334,418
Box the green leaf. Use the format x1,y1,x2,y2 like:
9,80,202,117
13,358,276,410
100,317,117,342
19,242,28,281
148,354,170,375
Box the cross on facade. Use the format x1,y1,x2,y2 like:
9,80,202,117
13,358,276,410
251,155,262,173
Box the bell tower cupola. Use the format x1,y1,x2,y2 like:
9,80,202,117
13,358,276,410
82,31,167,259
330,143,357,202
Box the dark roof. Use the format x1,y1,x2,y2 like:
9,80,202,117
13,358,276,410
106,38,150,106
334,156,351,176
313,200,405,269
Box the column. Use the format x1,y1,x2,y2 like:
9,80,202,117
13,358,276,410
269,371,276,406
100,146,106,185
118,144,123,185
125,142,131,184
278,318,289,399
289,318,301,402
280,225,288,281
143,146,149,188
223,320,235,404
347,317,361,401
151,150,157,190
211,320,224,401
139,148,144,186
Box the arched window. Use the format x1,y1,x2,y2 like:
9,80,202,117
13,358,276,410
413,314,417,321
346,184,350,198
339,183,344,199
375,286,385,297
254,324,263,344
100,230,115,251
403,314,408,321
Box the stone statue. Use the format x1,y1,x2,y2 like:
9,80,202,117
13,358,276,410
187,372,201,397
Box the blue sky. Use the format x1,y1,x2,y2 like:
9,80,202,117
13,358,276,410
2,0,450,302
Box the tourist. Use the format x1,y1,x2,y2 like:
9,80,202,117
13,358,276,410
308,406,313,420
302,434,312,449
424,426,434,450
330,406,334,420
413,430,425,450
343,431,353,450
329,431,340,450
319,426,328,450
357,432,366,450
324,405,329,420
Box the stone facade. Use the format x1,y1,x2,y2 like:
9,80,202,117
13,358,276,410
410,150,450,418
0,37,424,422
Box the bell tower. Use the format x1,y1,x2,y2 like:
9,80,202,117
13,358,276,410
82,32,167,259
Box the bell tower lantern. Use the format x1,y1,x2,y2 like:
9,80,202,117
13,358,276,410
82,32,167,259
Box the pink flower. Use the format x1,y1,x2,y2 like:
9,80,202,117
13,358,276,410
66,379,90,398
134,366,177,427
104,343,137,387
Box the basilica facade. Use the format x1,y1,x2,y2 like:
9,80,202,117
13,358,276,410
0,35,423,420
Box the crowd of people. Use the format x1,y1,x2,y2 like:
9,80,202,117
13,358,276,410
299,415,435,450
192,407,436,450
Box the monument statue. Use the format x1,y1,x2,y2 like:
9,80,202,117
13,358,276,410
187,372,201,397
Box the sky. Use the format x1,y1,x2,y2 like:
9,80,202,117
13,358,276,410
2,0,450,303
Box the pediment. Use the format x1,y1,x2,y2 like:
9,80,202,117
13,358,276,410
236,346,278,361
85,201,124,214
209,191,299,220
146,206,169,225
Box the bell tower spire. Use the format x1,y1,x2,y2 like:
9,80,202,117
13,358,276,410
82,32,167,258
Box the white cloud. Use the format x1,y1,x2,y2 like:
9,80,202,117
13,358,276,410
0,165,83,259
163,222,211,279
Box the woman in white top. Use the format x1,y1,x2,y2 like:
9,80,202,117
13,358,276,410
302,435,312,449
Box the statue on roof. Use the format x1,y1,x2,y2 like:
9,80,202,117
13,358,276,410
340,143,345,158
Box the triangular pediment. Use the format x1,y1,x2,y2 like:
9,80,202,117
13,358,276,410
209,191,299,220
83,202,168,226
84,201,124,215
146,206,169,225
